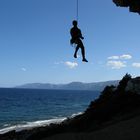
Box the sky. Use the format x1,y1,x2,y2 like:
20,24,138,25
0,0,140,87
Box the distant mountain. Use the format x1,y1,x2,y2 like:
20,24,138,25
15,80,119,91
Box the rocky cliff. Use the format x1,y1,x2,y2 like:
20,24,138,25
113,0,140,14
126,77,140,93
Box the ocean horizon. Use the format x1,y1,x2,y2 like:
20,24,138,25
0,88,99,134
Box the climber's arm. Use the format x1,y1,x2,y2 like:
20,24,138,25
79,29,84,39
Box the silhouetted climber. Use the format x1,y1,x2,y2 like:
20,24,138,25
70,20,88,62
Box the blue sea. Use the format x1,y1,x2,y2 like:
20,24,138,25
0,88,99,134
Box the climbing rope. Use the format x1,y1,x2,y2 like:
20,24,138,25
76,0,79,22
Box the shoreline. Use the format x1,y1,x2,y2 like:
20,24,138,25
0,112,83,135
1,75,140,140
1,108,140,140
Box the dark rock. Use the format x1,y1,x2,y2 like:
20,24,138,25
113,0,140,14
0,130,16,140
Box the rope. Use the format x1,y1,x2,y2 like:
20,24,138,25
76,0,79,22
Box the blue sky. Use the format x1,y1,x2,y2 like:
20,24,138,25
0,0,140,87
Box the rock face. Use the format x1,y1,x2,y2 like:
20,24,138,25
126,77,140,94
113,0,140,14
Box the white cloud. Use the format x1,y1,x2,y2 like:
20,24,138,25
108,56,120,60
107,61,126,69
65,61,78,69
54,61,63,65
120,54,132,60
108,54,132,60
132,63,140,68
21,68,27,71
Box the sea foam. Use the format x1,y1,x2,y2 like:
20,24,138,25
0,117,66,134
0,112,83,134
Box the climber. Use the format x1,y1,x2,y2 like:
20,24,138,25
70,20,88,62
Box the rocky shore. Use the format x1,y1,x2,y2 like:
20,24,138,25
1,74,140,140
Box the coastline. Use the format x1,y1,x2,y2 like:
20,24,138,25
0,117,66,135
1,107,140,140
0,112,83,135
1,75,140,140
0,88,98,136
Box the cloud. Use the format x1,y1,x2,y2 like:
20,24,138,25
107,61,126,69
65,61,78,69
108,56,119,60
21,68,27,71
54,61,63,65
120,54,132,60
132,63,140,68
108,54,132,60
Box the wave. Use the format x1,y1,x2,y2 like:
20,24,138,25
0,112,83,134
0,117,66,134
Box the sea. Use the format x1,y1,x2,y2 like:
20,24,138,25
0,88,99,134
